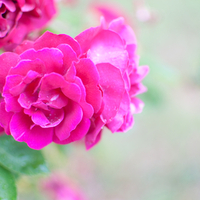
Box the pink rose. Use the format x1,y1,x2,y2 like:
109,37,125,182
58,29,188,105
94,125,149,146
0,31,102,149
42,174,86,200
75,17,149,149
0,0,56,50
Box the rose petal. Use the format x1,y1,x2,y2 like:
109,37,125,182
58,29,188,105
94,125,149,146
5,96,22,113
64,63,76,82
0,17,10,38
88,30,129,74
130,65,149,83
18,92,37,109
0,52,20,92
1,0,16,12
10,70,41,97
9,59,46,76
85,116,105,150
39,89,69,109
3,79,28,113
10,112,54,149
21,3,35,12
25,126,54,150
75,25,102,53
31,110,50,127
106,91,130,132
32,108,64,128
57,44,78,74
20,48,65,75
75,59,102,113
73,77,94,118
14,40,34,54
54,117,90,144
129,83,147,96
96,63,125,122
109,17,137,45
10,112,33,142
16,0,25,8
118,110,134,132
131,97,144,114
40,73,81,103
0,101,13,134
3,75,23,105
55,102,83,141
34,31,81,56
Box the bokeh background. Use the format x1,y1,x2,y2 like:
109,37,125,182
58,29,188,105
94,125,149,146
18,0,200,199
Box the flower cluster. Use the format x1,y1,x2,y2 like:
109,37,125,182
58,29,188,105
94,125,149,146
0,17,148,150
0,0,56,50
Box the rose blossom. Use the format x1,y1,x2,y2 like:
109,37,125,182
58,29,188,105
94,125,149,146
0,31,102,149
75,17,149,149
42,174,86,200
0,0,56,50
0,17,148,150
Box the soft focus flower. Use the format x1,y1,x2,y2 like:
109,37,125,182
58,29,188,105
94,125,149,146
93,4,125,23
0,0,56,50
75,17,149,149
0,31,102,149
42,174,86,200
134,1,158,23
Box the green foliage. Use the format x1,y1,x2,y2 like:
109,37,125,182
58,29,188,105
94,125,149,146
0,165,16,200
0,135,48,175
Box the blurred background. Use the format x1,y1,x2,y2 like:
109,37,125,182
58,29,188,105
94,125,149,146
18,0,200,199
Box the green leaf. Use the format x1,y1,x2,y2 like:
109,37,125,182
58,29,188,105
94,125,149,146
0,135,49,175
0,165,16,200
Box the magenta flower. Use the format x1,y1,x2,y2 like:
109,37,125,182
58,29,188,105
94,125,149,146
75,17,149,149
42,174,86,200
0,17,148,150
0,0,56,50
0,31,102,149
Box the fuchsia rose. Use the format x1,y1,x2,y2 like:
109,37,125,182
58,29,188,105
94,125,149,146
0,17,148,150
42,174,86,200
0,31,102,149
0,0,56,50
75,17,149,149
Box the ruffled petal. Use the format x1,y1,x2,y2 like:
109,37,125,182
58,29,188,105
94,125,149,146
85,116,105,150
130,65,149,84
20,48,65,75
10,112,33,142
9,59,46,76
73,76,94,118
0,101,13,134
40,72,81,103
131,97,144,114
0,52,20,92
109,17,137,45
88,30,129,74
31,108,64,128
55,102,83,141
24,126,54,150
57,44,78,74
14,40,34,54
75,25,102,53
54,117,90,144
106,91,130,132
10,112,54,149
39,89,69,109
75,59,102,113
96,63,125,122
34,31,81,56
